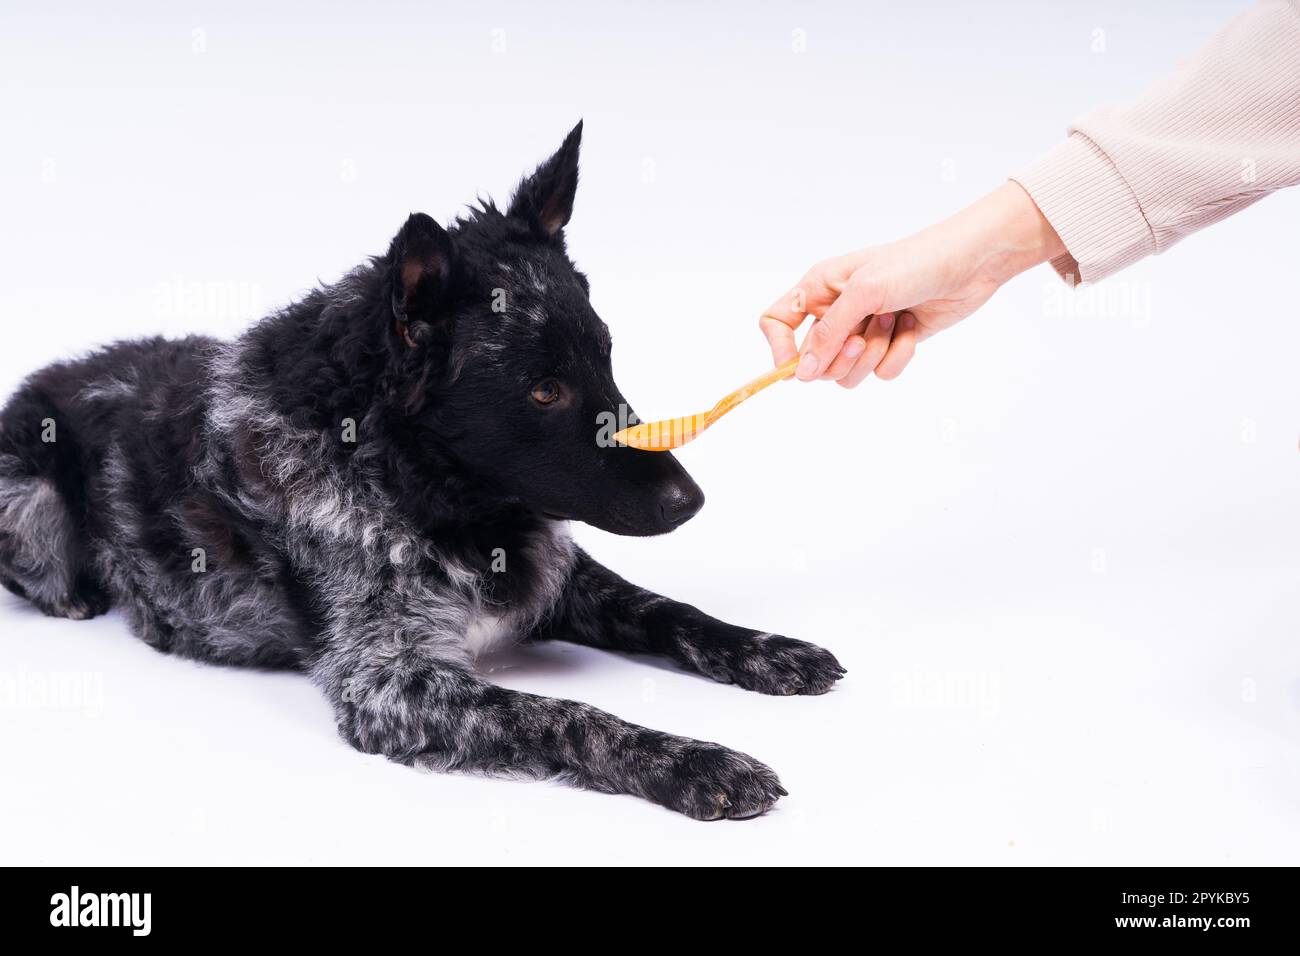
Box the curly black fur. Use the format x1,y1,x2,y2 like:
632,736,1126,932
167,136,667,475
0,123,844,819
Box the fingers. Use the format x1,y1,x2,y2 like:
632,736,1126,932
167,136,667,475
795,274,884,381
836,313,895,388
820,319,869,381
820,334,866,380
759,257,914,384
759,267,840,368
874,312,918,380
759,314,800,366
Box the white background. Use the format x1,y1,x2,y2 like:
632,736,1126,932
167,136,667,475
1,0,1296,864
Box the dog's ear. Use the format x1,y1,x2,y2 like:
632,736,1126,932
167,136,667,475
387,212,454,349
507,120,582,240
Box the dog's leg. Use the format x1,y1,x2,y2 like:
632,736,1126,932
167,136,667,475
311,615,785,819
532,550,846,695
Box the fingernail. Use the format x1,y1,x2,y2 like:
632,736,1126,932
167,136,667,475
796,352,819,380
901,311,916,330
879,313,895,332
844,338,865,359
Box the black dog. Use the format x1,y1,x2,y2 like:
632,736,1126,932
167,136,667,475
0,123,843,819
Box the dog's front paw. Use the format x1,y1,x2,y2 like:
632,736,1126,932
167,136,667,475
725,634,846,696
653,742,785,820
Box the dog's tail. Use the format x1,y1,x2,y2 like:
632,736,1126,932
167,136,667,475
0,400,109,620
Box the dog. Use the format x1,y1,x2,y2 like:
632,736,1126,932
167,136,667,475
0,123,844,819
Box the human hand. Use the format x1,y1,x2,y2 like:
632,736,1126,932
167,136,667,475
759,181,1066,387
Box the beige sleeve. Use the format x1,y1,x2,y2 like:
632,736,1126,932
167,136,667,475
1013,0,1300,284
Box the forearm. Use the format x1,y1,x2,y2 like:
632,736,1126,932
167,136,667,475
1015,0,1300,284
533,549,718,658
924,180,1067,288
761,178,1068,384
760,2,1300,387
535,550,845,695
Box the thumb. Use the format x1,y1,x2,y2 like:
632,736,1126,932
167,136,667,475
795,276,884,381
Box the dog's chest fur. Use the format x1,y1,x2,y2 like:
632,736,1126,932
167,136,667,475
463,612,512,657
202,356,577,666
282,474,576,662
434,517,576,658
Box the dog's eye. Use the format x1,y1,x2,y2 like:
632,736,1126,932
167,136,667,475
530,379,561,406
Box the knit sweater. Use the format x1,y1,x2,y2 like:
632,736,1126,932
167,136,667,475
1014,0,1300,284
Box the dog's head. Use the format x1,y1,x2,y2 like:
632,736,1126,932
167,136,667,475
380,122,703,536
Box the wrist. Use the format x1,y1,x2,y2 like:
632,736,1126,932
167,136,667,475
953,181,1066,286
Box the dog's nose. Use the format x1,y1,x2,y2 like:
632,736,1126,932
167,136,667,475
658,478,705,527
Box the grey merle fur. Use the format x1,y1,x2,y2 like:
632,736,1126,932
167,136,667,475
0,123,844,819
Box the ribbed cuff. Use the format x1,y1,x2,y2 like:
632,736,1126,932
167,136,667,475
1012,133,1155,284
